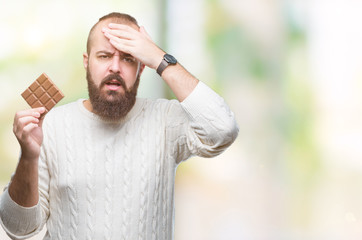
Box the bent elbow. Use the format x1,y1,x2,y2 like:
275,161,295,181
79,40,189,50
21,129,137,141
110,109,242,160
196,118,239,158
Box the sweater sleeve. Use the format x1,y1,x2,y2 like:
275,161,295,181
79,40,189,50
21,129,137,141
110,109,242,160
0,131,50,239
166,81,239,164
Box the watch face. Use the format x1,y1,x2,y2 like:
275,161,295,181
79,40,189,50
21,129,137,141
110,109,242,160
164,54,177,64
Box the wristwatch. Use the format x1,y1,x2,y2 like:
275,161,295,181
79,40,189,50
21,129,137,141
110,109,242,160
157,53,177,76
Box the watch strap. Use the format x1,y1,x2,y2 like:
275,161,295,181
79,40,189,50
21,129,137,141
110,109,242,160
157,59,169,76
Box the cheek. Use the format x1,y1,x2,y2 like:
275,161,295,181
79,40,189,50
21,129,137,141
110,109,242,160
89,62,107,83
124,66,140,86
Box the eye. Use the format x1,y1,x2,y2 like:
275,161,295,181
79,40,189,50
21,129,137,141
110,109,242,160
124,56,135,63
99,55,110,59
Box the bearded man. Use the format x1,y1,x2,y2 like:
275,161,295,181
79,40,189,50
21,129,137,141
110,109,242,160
0,12,238,240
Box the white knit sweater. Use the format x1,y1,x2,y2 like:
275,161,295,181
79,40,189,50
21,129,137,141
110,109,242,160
0,81,238,240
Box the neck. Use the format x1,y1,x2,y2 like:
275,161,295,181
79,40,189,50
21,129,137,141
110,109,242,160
83,99,94,113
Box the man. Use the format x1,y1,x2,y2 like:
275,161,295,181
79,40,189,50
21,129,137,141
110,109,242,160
0,12,238,239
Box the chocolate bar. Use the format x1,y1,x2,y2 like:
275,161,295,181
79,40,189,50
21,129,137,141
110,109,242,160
21,73,64,113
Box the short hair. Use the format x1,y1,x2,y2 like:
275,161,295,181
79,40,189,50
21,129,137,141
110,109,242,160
86,12,139,55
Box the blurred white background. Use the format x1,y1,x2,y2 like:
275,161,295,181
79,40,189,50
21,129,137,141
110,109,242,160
1,0,362,239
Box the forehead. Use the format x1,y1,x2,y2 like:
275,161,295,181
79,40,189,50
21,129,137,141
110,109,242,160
89,19,139,54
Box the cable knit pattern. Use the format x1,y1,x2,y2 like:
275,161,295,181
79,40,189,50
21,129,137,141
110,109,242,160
161,152,169,240
104,142,113,240
152,103,162,240
138,109,148,240
0,82,239,240
121,123,132,240
65,111,78,240
85,121,95,240
46,121,63,240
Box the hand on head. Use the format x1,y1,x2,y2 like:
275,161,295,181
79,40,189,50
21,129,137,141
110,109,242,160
102,23,165,69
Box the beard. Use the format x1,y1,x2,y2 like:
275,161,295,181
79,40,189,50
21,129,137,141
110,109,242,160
86,68,140,121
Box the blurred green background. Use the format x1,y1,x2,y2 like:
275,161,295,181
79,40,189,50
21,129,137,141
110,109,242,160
1,0,362,239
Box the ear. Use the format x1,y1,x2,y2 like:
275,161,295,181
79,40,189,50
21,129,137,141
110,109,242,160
83,52,89,69
138,63,146,76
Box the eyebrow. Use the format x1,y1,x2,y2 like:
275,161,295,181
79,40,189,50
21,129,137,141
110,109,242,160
95,51,134,58
95,50,113,55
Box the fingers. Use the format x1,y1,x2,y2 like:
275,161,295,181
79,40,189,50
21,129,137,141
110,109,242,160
103,31,132,45
108,37,134,54
107,23,139,33
103,27,136,54
21,122,40,140
14,107,46,122
106,24,152,41
103,28,134,40
13,116,39,137
13,108,45,138
103,23,140,41
103,23,151,43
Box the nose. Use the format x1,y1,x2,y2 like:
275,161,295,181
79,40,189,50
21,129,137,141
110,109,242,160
109,55,121,74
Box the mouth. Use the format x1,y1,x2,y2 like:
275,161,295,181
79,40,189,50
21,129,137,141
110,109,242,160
104,79,122,91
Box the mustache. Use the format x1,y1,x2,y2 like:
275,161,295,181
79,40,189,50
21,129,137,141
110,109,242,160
100,74,127,90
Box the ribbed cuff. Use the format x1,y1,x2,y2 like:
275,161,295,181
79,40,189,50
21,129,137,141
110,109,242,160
180,81,224,119
0,189,41,237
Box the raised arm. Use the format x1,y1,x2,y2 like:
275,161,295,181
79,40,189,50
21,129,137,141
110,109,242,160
102,23,199,102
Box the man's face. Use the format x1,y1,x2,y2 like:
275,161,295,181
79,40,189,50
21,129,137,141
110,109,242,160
83,20,144,121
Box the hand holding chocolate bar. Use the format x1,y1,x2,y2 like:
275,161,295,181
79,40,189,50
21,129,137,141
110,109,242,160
13,107,46,161
14,73,64,160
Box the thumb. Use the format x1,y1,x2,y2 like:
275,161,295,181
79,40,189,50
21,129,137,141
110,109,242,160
38,107,46,127
38,116,45,128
